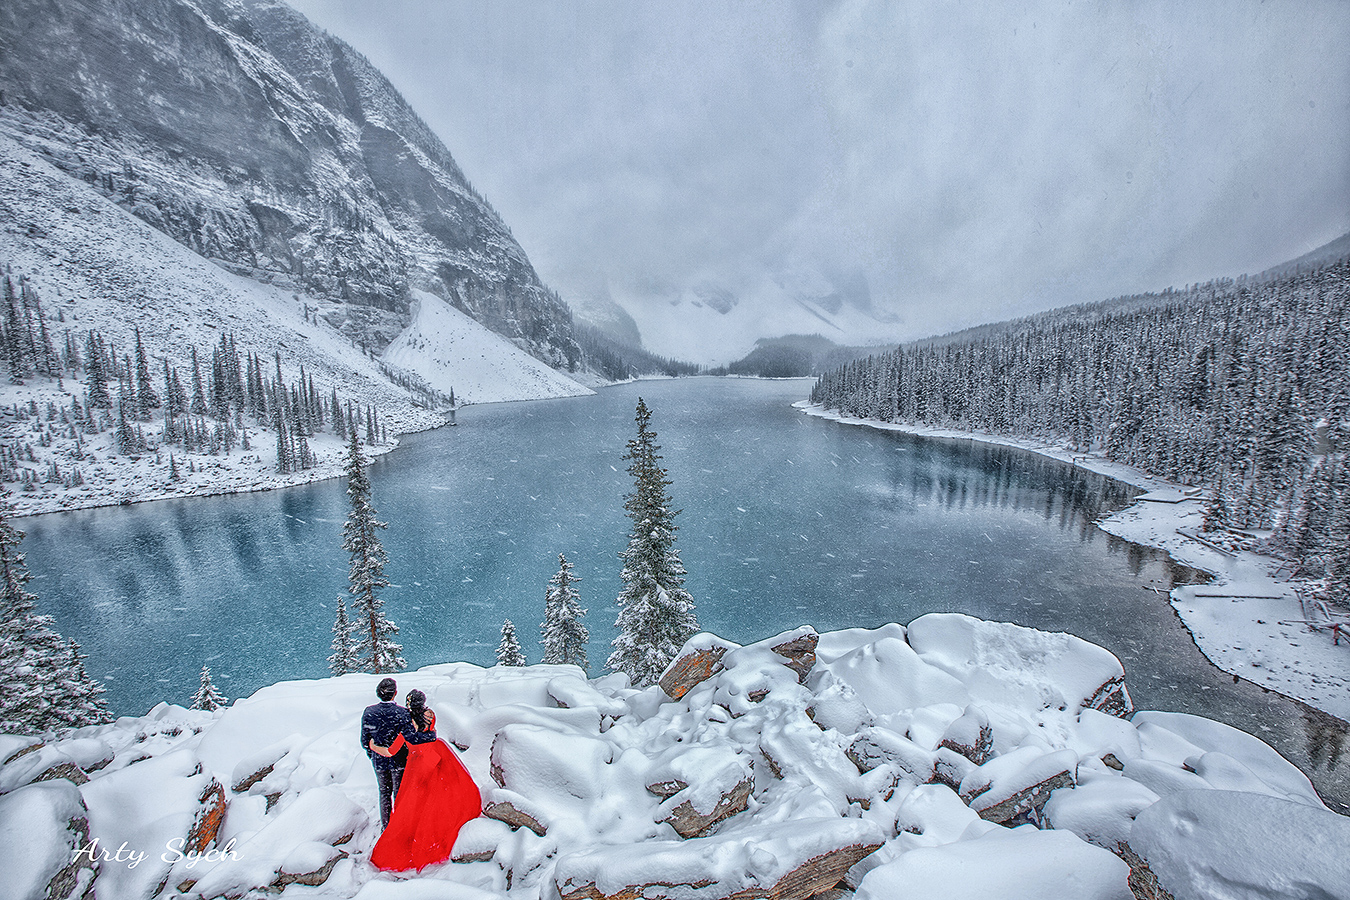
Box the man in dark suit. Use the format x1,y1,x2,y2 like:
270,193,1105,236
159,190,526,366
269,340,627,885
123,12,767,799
360,677,416,828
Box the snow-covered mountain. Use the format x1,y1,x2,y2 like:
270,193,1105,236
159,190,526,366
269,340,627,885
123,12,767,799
0,0,581,370
573,266,905,368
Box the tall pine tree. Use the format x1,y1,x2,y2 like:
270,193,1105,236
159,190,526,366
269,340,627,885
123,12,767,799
342,429,403,673
328,594,359,675
0,494,110,732
607,398,699,686
541,553,588,671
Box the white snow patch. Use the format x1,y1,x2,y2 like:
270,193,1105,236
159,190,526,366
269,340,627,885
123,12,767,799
382,290,591,405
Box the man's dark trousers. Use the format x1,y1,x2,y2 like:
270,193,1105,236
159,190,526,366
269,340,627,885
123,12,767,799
360,699,415,828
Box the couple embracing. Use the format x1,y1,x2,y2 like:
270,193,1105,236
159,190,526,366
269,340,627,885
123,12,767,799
360,677,482,871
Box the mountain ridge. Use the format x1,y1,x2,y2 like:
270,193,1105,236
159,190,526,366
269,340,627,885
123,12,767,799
0,0,581,370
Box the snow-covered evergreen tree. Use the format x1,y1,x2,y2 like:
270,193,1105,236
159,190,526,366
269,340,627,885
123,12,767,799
497,619,525,667
190,664,227,711
1202,470,1230,532
342,429,403,673
541,553,588,671
0,494,110,732
328,594,359,675
607,398,699,686
133,327,159,419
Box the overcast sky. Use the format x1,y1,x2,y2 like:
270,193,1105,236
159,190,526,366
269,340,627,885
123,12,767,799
290,0,1350,359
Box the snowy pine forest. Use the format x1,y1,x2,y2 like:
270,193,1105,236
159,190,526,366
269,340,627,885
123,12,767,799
0,264,403,506
810,260,1350,610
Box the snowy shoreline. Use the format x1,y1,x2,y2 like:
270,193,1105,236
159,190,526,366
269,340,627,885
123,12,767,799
795,402,1350,724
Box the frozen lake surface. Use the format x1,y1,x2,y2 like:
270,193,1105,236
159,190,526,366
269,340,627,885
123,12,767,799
20,377,1348,809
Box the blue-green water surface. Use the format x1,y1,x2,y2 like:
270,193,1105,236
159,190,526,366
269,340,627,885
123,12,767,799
19,378,1347,809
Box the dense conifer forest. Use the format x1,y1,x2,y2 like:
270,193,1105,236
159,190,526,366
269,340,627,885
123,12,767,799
0,265,394,490
811,260,1350,608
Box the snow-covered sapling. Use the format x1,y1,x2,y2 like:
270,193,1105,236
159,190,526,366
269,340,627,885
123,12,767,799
190,665,228,712
541,553,588,671
497,619,525,667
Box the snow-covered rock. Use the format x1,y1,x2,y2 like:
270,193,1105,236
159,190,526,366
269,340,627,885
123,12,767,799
1,615,1338,900
907,613,1133,716
552,818,884,900
0,779,97,900
854,825,1133,900
960,747,1078,824
1042,775,1160,851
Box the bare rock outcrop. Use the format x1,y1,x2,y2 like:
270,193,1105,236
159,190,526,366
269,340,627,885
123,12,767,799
271,842,348,889
483,797,548,837
1084,675,1135,718
659,777,754,839
186,779,228,855
770,630,819,684
660,637,738,700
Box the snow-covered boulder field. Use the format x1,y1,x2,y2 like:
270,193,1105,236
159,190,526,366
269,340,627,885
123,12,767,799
2,613,1345,900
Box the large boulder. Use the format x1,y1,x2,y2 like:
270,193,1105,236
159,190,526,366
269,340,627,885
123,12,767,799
1128,790,1350,900
647,747,756,838
658,777,753,839
906,614,1132,716
1130,712,1324,807
482,792,549,837
659,635,740,700
1041,776,1160,851
78,748,219,900
854,825,1132,900
959,748,1078,824
182,786,366,898
847,727,936,784
0,779,98,900
814,635,971,715
937,706,994,765
553,818,883,900
768,628,820,683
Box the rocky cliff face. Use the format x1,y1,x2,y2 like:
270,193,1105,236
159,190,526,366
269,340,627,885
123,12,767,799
0,0,580,368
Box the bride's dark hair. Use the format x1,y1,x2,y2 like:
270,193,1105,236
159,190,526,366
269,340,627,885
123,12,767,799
406,689,429,730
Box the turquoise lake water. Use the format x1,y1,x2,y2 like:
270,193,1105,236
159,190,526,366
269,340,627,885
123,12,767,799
18,377,1347,809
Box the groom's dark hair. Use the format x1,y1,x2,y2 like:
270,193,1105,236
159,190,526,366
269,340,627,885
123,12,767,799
376,678,397,701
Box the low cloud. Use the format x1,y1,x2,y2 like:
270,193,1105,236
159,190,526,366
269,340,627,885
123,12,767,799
292,0,1350,359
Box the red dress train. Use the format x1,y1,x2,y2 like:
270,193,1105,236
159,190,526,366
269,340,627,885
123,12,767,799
370,734,482,871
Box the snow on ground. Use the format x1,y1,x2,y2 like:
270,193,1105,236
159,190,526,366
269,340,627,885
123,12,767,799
796,402,1350,724
381,291,592,405
2,616,1341,900
0,133,589,517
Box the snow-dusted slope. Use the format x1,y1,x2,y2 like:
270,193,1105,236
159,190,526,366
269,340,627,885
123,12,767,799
2,616,1342,900
0,0,581,368
383,291,591,405
0,133,584,514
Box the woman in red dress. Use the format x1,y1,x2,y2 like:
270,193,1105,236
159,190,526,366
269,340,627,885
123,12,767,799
368,690,482,871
